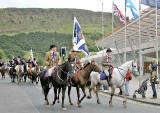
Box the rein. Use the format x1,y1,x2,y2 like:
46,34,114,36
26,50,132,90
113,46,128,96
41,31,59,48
117,67,127,81
54,61,73,81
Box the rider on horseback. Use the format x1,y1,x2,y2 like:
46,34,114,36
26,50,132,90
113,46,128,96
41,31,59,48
15,56,23,65
44,45,61,77
68,49,82,84
102,48,113,85
0,59,4,67
71,49,82,73
32,58,38,67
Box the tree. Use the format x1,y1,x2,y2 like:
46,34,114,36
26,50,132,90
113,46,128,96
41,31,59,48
23,51,31,60
0,49,7,61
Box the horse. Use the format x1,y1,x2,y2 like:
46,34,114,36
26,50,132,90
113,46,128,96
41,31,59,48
15,65,24,85
68,60,101,107
27,65,40,84
9,63,17,82
40,56,74,110
88,60,139,107
0,65,8,79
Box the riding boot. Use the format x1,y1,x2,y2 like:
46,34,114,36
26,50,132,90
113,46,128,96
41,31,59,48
69,78,72,85
106,76,110,86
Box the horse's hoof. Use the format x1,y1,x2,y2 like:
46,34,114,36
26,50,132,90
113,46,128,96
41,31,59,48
87,96,92,99
70,102,73,105
44,100,49,105
109,104,113,107
57,100,60,103
62,107,67,111
109,101,113,107
97,101,101,104
123,101,127,108
78,104,81,108
47,104,52,108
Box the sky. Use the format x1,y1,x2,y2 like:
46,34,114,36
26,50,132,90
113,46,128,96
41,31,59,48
0,0,149,18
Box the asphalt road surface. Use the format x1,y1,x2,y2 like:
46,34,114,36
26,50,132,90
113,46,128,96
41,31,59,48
0,77,160,113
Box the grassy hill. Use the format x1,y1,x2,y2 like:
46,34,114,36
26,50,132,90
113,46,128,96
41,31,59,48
0,8,121,64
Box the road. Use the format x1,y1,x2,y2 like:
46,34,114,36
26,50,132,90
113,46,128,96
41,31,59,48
0,77,160,113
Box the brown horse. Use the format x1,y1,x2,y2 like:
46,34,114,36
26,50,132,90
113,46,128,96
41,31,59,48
0,65,8,79
27,65,40,84
68,60,101,107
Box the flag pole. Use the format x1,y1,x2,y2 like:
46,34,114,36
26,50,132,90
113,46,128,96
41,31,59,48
102,2,105,70
124,0,127,63
112,1,121,65
102,2,104,41
139,0,142,76
155,0,159,79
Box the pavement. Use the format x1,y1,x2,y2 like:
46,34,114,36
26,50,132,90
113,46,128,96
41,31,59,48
0,76,160,113
101,74,160,105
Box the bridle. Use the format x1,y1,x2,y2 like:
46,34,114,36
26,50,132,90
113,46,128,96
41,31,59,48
54,60,74,81
117,61,136,81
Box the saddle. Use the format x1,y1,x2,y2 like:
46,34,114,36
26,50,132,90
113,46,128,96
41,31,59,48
100,69,113,80
45,67,57,77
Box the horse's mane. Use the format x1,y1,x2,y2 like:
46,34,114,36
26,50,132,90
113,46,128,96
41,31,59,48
83,62,90,69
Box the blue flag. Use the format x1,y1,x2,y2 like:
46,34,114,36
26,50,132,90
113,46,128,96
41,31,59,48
72,17,90,56
141,0,160,8
126,0,139,20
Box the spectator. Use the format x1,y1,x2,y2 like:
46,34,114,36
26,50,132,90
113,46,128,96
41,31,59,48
149,58,158,99
125,69,132,96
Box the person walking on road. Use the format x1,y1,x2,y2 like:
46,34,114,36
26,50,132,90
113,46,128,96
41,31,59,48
149,58,158,99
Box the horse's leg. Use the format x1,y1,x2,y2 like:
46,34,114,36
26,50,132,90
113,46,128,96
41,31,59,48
18,75,20,85
57,88,61,103
76,86,81,107
2,72,4,79
24,74,27,82
52,87,58,105
109,87,115,107
120,86,127,108
79,86,86,105
61,86,67,110
3,72,5,79
68,86,73,105
36,76,39,85
87,88,92,99
32,75,34,84
13,75,15,82
95,86,101,104
43,86,50,105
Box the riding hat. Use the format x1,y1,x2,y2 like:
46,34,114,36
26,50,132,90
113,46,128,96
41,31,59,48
106,48,112,53
50,45,56,49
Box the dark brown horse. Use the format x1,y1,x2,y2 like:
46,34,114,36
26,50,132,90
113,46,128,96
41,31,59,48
68,60,101,107
9,64,17,82
40,56,74,110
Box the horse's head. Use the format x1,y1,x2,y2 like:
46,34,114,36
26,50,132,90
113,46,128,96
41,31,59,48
90,60,101,73
130,60,139,77
64,56,75,77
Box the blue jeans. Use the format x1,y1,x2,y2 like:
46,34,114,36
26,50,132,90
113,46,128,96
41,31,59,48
151,82,157,97
125,81,129,96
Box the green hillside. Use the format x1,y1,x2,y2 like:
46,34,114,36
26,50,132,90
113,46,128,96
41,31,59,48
0,8,121,64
